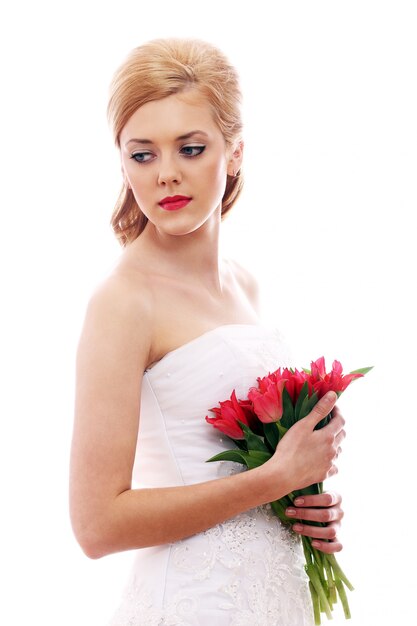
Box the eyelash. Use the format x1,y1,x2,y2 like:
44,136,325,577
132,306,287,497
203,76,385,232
130,145,206,163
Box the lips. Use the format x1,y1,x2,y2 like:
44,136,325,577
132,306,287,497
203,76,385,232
159,195,192,211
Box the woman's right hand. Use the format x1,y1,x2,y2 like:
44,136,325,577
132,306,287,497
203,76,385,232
264,391,346,498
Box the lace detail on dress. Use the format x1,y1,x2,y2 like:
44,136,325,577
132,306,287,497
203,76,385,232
170,506,313,626
108,587,200,626
108,588,160,626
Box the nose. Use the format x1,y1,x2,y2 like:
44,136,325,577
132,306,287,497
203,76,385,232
157,156,182,186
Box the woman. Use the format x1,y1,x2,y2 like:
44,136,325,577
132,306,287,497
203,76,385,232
70,38,345,625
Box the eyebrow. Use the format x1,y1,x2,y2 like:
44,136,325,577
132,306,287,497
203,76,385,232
125,130,209,147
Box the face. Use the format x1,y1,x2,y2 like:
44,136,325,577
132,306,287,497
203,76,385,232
119,90,243,237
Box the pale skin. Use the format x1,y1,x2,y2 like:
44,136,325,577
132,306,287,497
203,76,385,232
70,89,345,560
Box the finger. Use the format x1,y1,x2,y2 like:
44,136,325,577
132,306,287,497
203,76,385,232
306,391,337,429
291,492,342,508
286,505,343,524
311,539,343,554
292,521,341,540
324,412,345,438
331,405,343,420
327,463,339,478
335,430,346,447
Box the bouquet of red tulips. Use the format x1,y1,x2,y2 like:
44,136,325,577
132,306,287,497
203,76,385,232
205,357,372,624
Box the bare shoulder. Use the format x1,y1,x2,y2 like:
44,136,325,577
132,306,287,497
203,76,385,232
226,258,261,314
78,267,154,370
85,269,152,325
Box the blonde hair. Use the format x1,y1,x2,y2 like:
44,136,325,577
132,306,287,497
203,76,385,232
107,38,244,246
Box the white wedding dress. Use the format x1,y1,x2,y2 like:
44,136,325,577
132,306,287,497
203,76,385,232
108,324,314,626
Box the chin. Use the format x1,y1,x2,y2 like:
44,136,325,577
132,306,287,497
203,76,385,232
157,212,219,237
161,224,205,237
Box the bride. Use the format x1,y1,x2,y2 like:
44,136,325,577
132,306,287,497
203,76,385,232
69,38,345,625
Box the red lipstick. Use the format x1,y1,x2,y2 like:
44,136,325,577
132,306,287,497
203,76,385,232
159,195,192,211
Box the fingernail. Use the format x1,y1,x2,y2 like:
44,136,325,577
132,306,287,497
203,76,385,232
325,391,337,402
293,524,303,532
286,508,296,516
312,540,321,548
294,498,304,506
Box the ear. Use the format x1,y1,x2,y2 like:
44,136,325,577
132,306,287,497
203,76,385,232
227,140,244,177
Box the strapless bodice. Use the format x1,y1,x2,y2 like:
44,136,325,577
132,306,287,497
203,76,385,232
132,324,292,489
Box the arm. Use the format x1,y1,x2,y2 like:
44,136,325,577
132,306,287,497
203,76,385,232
69,276,344,559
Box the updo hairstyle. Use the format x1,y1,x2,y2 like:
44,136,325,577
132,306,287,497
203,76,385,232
107,38,244,245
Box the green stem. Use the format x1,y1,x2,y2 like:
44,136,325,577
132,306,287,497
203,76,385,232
335,579,352,619
312,546,326,586
323,555,337,605
320,581,331,613
327,553,354,591
270,498,294,526
271,495,354,621
309,581,321,625
277,422,288,438
302,535,313,567
303,537,333,621
305,564,333,620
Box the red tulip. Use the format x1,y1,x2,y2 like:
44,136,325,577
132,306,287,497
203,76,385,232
248,377,287,423
283,368,312,403
311,356,327,380
205,390,260,439
308,357,363,398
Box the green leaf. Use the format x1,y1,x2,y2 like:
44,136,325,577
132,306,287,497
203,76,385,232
303,392,329,430
295,382,309,420
239,422,270,453
246,449,271,468
233,438,248,451
206,448,271,469
349,366,374,375
206,450,250,466
276,421,288,438
294,482,321,498
297,393,312,421
270,499,292,525
281,387,295,428
263,421,280,451
306,391,319,414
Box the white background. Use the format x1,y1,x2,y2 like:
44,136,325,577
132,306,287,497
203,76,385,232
1,1,416,624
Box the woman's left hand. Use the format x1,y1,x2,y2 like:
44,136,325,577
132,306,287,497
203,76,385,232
285,492,344,554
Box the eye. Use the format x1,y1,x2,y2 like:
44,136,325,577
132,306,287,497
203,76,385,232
180,145,206,157
130,151,154,163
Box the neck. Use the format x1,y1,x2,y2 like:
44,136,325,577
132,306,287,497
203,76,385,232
137,211,225,293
